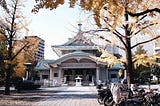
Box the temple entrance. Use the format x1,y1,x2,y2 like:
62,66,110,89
89,75,92,82
63,68,96,86
66,76,71,82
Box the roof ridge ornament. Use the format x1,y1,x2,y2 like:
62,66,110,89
78,23,82,34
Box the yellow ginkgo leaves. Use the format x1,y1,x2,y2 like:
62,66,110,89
91,48,160,69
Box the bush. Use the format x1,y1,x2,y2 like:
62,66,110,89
150,80,158,84
15,80,41,91
0,78,5,87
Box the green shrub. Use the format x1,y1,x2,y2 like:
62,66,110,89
15,80,40,90
150,80,158,84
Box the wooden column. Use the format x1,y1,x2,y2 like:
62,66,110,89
96,67,100,83
58,67,62,84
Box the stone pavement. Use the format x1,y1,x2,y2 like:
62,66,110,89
0,84,159,106
0,86,101,106
34,86,100,106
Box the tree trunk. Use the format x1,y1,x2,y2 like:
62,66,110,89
4,64,11,95
124,12,134,88
125,38,134,87
4,36,13,95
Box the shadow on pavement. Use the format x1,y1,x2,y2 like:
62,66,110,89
50,93,97,99
0,86,97,102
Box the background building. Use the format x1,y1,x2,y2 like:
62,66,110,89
25,36,45,60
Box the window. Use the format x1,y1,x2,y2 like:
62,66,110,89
64,70,72,75
111,74,117,78
42,75,49,79
54,73,58,77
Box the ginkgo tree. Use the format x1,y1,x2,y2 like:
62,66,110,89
0,28,7,84
132,45,160,83
0,27,40,83
0,0,38,95
13,37,40,78
32,0,160,86
91,46,160,84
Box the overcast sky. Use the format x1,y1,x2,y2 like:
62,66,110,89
25,1,84,59
24,1,157,60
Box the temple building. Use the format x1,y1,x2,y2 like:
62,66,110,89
35,24,123,86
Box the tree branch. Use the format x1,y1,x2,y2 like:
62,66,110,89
94,34,125,50
128,8,160,17
131,35,160,49
135,23,157,35
132,59,136,64
0,0,9,13
112,31,127,49
11,42,29,61
136,15,147,23
103,19,127,49
84,28,109,33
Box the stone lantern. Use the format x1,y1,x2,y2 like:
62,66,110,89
24,62,32,80
75,76,82,86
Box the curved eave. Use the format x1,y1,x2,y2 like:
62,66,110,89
52,45,100,57
49,51,106,67
51,45,62,57
35,64,50,70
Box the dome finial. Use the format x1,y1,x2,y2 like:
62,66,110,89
78,23,82,32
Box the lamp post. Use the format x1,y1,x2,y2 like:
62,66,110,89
24,62,32,80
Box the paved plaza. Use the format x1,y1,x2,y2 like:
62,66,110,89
0,86,100,106
0,84,159,106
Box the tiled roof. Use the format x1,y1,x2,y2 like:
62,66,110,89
110,64,125,69
35,59,55,70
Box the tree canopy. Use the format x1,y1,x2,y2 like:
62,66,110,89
32,0,160,51
32,0,160,29
32,0,160,85
0,0,39,95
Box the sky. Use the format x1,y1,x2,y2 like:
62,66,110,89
24,1,83,59
23,1,157,60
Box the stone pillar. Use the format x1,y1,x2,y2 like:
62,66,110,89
73,70,75,81
92,76,94,83
124,70,127,79
49,68,53,80
96,67,100,83
71,70,74,81
106,68,109,82
39,72,42,80
58,67,62,84
64,76,67,83
49,68,53,86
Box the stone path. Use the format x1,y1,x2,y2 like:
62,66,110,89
0,86,100,106
1,85,159,106
34,86,100,106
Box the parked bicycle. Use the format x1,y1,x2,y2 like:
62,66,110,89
107,83,159,106
96,84,113,105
